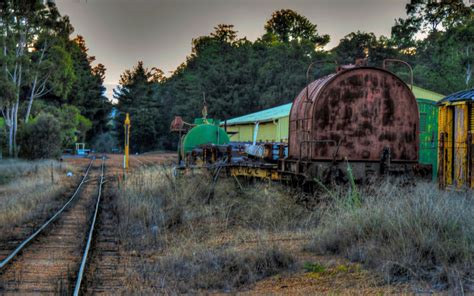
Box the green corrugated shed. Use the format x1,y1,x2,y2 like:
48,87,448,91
410,85,444,180
417,99,439,180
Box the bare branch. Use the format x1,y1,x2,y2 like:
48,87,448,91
36,73,51,93
36,88,52,98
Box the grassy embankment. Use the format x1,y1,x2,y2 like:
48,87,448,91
0,159,74,240
309,181,474,294
117,166,473,294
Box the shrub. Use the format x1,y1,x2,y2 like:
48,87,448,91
27,101,92,148
308,182,474,292
19,113,62,159
152,246,294,292
303,262,326,273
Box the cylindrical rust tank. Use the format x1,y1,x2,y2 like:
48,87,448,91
288,66,419,163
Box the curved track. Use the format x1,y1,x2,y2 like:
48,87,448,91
0,157,107,295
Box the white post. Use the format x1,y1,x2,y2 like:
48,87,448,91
253,122,260,145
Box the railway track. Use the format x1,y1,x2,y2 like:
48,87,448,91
0,156,107,295
80,175,124,295
132,154,175,168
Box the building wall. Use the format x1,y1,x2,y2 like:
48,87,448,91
226,116,289,143
277,117,289,142
417,99,439,180
227,125,254,142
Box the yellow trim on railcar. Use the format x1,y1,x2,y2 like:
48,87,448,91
230,166,281,180
438,101,474,189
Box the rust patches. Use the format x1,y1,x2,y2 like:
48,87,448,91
382,96,395,125
379,132,397,142
289,67,419,162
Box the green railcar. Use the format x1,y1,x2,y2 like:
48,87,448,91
417,98,439,180
180,118,230,159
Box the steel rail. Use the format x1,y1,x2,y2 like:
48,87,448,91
0,157,96,270
73,156,106,296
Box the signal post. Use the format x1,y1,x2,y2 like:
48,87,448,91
124,113,131,171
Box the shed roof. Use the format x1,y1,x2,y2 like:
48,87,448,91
225,103,292,125
409,85,444,102
225,85,443,126
437,88,474,105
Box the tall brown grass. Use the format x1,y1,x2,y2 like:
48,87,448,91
117,166,473,293
116,167,317,292
308,181,474,293
0,159,73,239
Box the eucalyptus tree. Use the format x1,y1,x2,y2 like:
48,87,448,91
0,0,73,157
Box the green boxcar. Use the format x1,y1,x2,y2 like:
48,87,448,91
417,98,439,180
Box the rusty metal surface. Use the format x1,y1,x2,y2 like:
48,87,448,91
170,116,185,132
289,67,419,162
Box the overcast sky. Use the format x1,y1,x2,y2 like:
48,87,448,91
55,0,410,99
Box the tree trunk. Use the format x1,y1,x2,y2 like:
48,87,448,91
13,101,19,157
8,122,13,157
7,108,14,157
25,76,38,123
25,41,47,123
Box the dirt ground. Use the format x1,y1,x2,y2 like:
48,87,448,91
199,229,414,295
63,152,176,175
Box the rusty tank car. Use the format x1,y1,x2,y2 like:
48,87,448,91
279,65,420,183
173,62,425,185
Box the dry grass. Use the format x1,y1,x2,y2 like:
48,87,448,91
128,245,294,293
117,166,474,294
308,181,474,293
0,159,74,239
116,166,317,293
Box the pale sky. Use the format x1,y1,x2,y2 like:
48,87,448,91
55,0,410,99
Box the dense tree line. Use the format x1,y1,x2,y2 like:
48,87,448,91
0,1,471,157
0,1,111,158
114,2,473,153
